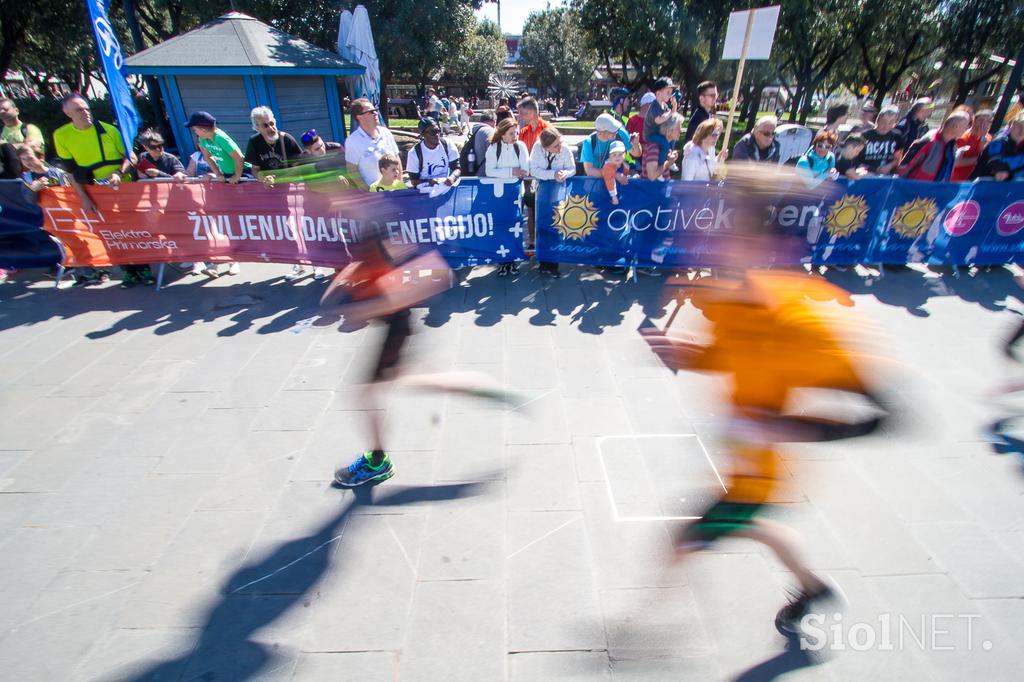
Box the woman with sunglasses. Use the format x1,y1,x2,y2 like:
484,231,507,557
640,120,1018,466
680,117,725,182
795,130,838,188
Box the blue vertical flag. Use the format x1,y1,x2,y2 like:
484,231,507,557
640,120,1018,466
85,0,141,154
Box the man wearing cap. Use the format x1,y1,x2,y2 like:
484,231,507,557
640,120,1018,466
581,113,641,178
685,81,718,143
344,98,400,188
644,78,680,168
607,87,631,128
185,112,245,275
406,118,459,188
187,111,246,185
301,130,343,157
608,87,643,171
851,102,878,135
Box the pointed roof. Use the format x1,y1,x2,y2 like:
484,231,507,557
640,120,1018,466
124,13,364,76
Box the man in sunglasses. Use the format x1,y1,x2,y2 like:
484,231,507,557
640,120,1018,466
732,115,781,163
136,128,186,180
245,106,302,177
344,98,400,188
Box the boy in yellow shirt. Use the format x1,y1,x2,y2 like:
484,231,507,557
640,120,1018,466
368,154,408,191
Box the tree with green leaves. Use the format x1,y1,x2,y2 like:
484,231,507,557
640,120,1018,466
854,0,940,106
938,0,1024,106
572,0,742,96
773,0,858,123
447,18,506,95
518,7,599,102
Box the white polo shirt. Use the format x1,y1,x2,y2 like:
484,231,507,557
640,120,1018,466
345,125,400,186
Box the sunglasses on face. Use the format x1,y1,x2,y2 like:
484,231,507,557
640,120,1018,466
816,142,834,150
260,120,276,129
147,144,164,151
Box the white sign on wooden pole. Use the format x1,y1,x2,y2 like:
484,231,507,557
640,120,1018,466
721,5,781,152
722,6,781,61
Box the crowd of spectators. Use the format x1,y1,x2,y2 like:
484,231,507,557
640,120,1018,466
1,86,1023,286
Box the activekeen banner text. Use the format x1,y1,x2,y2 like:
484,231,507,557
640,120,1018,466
536,176,1024,266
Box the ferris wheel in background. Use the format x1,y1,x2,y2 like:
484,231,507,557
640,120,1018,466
487,73,522,102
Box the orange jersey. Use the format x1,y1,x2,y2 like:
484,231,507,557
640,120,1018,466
688,272,868,502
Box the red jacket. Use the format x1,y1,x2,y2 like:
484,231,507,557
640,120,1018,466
897,131,956,182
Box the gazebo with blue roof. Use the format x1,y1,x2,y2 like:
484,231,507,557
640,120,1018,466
124,12,364,158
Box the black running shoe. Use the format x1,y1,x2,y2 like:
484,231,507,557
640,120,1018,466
333,452,394,488
775,582,842,635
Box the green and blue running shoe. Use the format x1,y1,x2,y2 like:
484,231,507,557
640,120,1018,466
333,452,394,488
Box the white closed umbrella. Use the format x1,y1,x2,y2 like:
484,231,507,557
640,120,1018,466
344,5,381,110
336,9,355,62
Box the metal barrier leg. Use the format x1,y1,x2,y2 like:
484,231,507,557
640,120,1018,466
156,263,166,291
55,265,65,289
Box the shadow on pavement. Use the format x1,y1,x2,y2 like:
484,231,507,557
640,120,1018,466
1,263,1020,339
822,265,1022,317
731,631,826,681
111,481,489,682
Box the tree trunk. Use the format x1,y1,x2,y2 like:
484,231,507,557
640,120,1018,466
799,81,818,126
745,85,763,129
0,25,26,81
874,87,890,110
788,84,803,123
992,43,1024,129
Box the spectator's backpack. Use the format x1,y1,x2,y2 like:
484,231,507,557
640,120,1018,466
494,140,522,163
412,138,452,177
459,124,485,175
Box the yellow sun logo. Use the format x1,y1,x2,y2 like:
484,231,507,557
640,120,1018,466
889,197,938,238
552,193,599,241
824,195,869,238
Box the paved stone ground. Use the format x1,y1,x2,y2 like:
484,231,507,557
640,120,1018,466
1,262,1023,681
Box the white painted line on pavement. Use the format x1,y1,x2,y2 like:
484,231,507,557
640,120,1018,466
597,433,728,522
506,515,580,560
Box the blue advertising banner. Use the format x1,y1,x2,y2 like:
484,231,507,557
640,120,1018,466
370,178,525,268
0,181,61,269
86,0,141,154
536,176,1024,266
